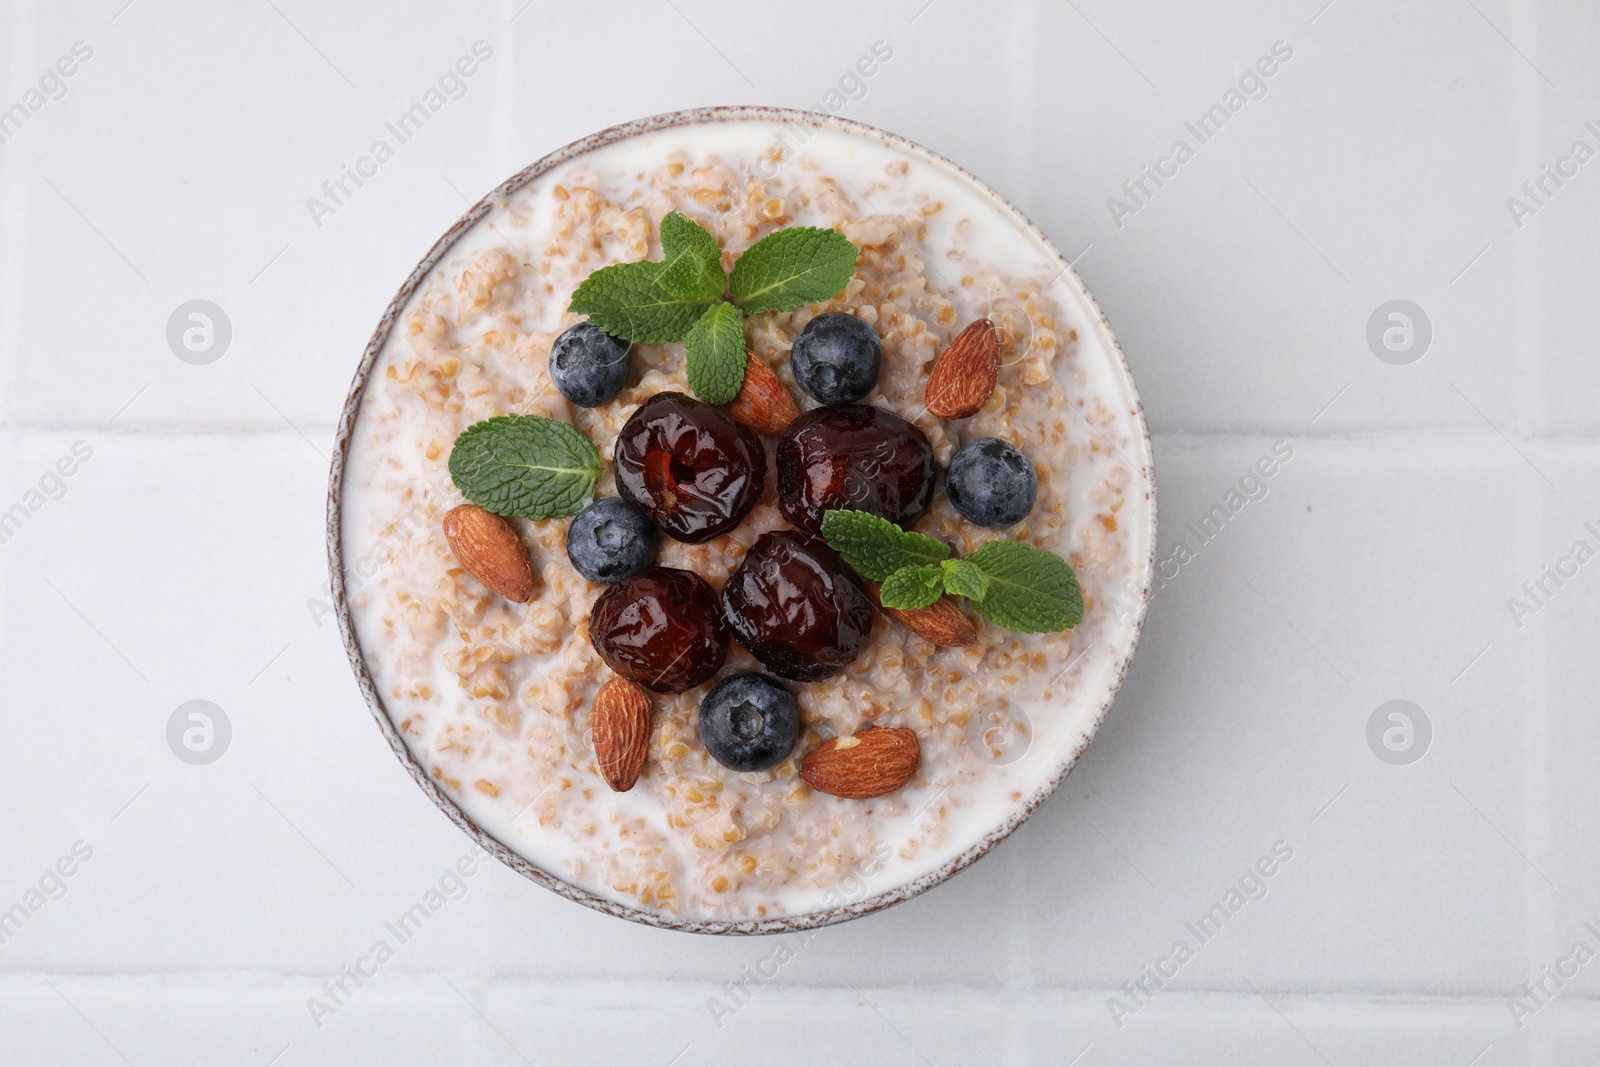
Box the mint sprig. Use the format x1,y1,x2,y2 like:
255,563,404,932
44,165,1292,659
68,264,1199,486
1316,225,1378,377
566,211,857,406
658,210,725,301
729,226,859,315
962,541,1083,633
448,414,602,520
567,258,714,343
819,509,950,582
685,301,746,405
821,508,1082,633
879,564,945,611
939,558,990,602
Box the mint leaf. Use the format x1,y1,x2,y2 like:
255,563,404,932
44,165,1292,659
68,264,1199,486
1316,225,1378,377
820,509,950,582
730,227,857,315
658,210,726,301
448,414,602,521
569,260,714,343
940,558,990,602
965,541,1083,633
880,565,945,610
684,301,747,405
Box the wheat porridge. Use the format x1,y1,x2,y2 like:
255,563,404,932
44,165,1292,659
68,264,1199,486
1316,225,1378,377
338,117,1152,925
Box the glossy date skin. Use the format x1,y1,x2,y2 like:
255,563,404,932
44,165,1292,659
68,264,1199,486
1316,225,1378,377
721,531,874,682
613,392,766,544
588,567,730,693
775,404,936,536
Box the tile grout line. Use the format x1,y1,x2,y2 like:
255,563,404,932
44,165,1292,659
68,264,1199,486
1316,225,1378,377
0,3,38,391
1509,2,1553,1064
1,1,42,701
14,974,1600,1007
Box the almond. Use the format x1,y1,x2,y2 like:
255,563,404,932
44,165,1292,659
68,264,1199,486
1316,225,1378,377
442,504,537,602
925,318,1000,419
723,349,801,436
865,579,977,648
800,726,921,799
591,677,651,792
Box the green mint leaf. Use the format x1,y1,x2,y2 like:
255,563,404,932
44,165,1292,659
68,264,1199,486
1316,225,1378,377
940,558,990,602
569,260,714,343
448,414,602,521
879,564,945,611
819,509,951,582
965,541,1083,633
729,226,858,315
684,301,747,405
657,210,726,301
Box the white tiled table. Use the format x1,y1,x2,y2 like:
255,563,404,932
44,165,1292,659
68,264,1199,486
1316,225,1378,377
3,0,1597,1063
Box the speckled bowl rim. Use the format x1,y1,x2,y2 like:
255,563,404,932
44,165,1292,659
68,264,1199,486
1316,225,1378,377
327,105,1157,935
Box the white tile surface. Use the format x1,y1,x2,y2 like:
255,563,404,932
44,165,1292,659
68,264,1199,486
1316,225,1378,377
3,0,1598,1063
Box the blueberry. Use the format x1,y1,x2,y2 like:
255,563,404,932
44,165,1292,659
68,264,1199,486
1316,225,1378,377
946,438,1037,527
790,313,882,404
566,498,658,584
698,672,800,773
550,322,632,407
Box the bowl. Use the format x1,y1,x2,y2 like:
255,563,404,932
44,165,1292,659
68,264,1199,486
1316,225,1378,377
327,106,1156,933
